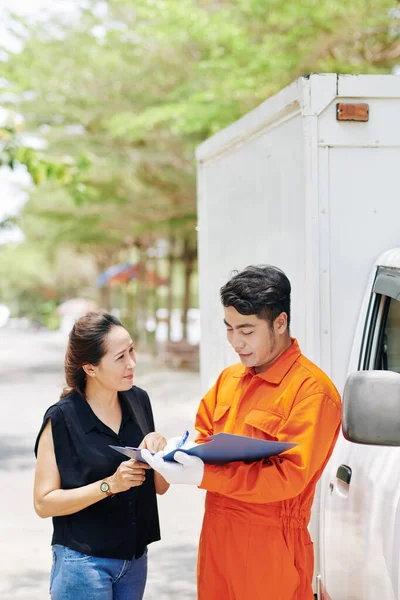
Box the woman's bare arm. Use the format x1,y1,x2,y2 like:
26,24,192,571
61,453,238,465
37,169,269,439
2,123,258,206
34,420,148,518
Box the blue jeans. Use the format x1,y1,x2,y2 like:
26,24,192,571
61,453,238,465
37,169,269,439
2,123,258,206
50,545,147,600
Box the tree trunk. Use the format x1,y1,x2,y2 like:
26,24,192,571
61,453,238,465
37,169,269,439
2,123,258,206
182,238,195,342
95,254,114,311
98,286,111,311
135,247,148,350
125,282,137,339
166,236,176,342
150,257,160,356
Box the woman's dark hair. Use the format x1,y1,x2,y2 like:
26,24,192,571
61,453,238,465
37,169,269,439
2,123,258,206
60,311,125,399
220,265,291,328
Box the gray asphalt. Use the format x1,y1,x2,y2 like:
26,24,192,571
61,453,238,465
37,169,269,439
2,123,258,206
0,327,205,599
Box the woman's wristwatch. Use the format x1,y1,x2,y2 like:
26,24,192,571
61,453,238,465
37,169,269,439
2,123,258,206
100,480,114,497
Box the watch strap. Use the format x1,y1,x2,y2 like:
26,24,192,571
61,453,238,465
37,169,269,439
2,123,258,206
100,480,114,497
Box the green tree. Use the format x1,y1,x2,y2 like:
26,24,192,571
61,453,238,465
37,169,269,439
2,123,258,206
1,0,398,340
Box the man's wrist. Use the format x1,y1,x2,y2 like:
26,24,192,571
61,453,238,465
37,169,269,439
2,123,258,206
198,463,219,492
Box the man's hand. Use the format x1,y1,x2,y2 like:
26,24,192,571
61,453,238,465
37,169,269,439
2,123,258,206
139,432,168,453
162,436,198,456
141,450,204,486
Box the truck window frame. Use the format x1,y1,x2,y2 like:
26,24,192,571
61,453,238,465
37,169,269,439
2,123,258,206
358,291,381,370
359,268,400,371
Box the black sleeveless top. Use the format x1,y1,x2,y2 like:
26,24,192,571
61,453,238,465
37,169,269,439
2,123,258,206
34,386,160,560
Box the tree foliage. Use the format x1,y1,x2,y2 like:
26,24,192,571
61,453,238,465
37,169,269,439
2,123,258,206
0,0,399,322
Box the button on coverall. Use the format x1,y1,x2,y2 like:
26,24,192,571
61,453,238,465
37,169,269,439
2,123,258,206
195,340,341,600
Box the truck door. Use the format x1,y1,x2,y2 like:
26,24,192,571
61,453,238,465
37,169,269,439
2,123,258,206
319,267,400,600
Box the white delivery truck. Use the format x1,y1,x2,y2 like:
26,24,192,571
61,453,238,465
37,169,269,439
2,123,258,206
196,74,400,599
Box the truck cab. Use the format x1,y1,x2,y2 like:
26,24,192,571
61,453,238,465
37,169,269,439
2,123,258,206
320,254,400,599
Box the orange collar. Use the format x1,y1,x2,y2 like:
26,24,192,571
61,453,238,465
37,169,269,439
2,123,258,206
234,338,302,385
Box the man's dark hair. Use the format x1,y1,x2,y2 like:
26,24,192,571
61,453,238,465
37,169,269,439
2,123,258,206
220,265,291,328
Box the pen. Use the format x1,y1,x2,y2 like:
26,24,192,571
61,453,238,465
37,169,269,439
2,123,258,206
177,430,189,449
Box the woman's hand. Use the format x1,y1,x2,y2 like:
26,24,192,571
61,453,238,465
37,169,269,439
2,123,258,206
108,459,150,494
139,432,168,454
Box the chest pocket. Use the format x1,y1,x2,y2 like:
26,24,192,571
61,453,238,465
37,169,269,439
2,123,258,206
212,403,231,433
244,409,283,440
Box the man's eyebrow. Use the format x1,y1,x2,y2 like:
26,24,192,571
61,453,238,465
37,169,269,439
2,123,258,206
223,319,255,330
113,342,134,357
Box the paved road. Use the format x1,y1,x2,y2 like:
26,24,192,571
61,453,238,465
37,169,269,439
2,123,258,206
0,328,205,599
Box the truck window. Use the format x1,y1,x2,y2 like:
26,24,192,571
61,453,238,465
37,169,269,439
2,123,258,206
360,269,400,372
374,297,400,373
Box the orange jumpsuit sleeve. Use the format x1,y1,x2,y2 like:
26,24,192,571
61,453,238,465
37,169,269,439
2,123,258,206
194,381,218,443
199,392,341,504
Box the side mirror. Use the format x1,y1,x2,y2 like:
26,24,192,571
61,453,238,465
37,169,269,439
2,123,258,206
343,370,400,446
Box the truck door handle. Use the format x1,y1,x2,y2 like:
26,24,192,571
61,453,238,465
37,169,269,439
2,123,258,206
336,464,352,485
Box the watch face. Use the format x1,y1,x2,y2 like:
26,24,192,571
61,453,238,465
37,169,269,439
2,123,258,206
100,481,109,493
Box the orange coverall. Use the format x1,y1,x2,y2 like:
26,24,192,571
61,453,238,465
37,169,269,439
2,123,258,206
195,339,341,600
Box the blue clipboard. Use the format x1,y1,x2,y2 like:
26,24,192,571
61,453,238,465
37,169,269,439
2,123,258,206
163,433,296,464
110,433,296,465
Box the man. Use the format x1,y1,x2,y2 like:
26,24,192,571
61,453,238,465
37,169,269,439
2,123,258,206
142,265,341,600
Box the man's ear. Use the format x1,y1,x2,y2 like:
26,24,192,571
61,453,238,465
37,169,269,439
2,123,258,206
274,312,288,335
82,364,96,378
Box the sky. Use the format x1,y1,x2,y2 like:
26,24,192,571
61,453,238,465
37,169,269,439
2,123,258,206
0,0,62,10
0,0,81,239
0,0,80,50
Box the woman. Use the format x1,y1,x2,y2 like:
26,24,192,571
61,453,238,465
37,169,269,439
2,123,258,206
34,311,169,600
